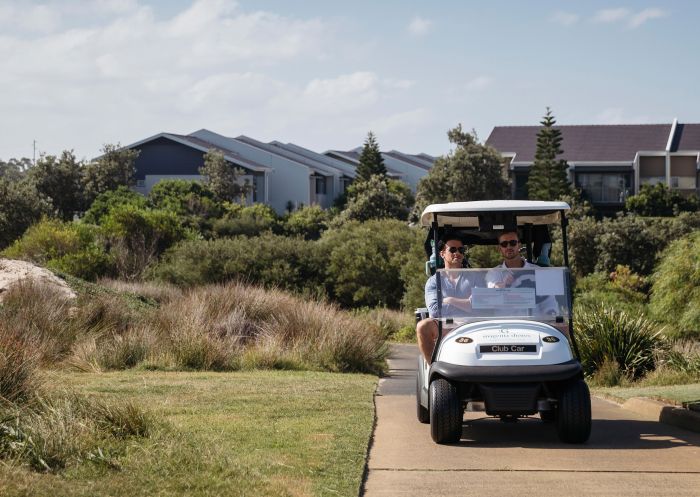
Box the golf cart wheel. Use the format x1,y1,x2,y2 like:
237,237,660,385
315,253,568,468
416,369,430,424
556,379,592,443
539,408,556,423
429,378,462,444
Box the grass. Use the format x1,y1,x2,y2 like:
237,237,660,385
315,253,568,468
0,370,377,497
592,382,700,407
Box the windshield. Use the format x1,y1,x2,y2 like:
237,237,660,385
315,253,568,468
431,267,571,324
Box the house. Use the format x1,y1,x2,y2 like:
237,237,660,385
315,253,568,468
119,129,434,214
485,119,700,212
324,148,435,192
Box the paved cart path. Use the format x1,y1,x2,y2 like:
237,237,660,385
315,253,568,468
363,344,700,497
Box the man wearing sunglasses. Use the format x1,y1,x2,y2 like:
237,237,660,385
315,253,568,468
486,231,536,288
416,235,473,362
486,231,559,315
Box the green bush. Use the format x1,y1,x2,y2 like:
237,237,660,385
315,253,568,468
594,214,662,275
212,203,280,238
282,205,332,240
626,183,699,216
1,219,112,281
81,186,147,225
574,272,648,317
649,230,700,338
337,176,413,223
147,179,222,235
575,305,666,379
101,204,188,280
151,234,324,295
568,216,604,277
320,219,421,308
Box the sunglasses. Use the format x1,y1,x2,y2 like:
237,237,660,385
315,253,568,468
499,240,519,248
445,246,465,254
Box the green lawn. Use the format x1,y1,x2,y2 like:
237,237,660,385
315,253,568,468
592,382,700,406
0,370,377,497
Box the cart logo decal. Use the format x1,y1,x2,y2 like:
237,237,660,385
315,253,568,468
480,344,537,353
455,337,473,344
543,336,560,343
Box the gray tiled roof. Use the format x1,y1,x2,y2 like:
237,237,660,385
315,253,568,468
173,134,270,171
486,124,673,163
384,151,432,170
673,124,700,152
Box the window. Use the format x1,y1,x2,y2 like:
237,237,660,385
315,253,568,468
575,172,632,203
314,175,327,195
671,176,696,189
136,179,145,187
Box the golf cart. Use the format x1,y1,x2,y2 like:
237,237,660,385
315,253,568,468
416,200,591,444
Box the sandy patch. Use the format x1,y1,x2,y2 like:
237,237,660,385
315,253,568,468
0,258,77,302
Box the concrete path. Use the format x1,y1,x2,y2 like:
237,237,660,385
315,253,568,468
362,344,700,497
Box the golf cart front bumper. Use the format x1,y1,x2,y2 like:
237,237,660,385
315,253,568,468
430,359,582,384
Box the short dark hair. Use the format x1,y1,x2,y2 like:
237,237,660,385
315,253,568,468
437,234,463,252
496,230,519,242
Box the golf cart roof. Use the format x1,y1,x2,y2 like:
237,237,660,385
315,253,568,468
420,200,570,228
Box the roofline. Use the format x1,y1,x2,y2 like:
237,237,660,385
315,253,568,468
235,135,342,176
117,132,271,172
666,118,678,152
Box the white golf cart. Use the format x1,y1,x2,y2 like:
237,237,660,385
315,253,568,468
416,200,592,444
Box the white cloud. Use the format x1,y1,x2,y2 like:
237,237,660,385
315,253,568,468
408,16,433,36
594,8,630,23
550,11,579,26
593,7,666,28
464,76,491,92
629,8,667,28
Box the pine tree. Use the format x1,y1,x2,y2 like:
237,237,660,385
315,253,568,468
526,108,571,201
356,131,387,182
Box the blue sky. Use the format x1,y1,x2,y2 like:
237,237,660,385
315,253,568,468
1,0,697,161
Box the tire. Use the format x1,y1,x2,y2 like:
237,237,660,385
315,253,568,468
416,369,430,424
429,378,462,444
556,379,592,443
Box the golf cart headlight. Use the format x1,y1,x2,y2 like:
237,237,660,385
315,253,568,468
543,336,559,343
455,337,473,344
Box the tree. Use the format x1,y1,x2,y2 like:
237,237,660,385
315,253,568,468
82,143,139,205
28,150,86,220
356,131,387,182
0,179,52,249
82,186,148,225
412,124,509,218
339,175,413,223
526,108,571,200
0,157,32,181
199,149,251,202
148,179,222,234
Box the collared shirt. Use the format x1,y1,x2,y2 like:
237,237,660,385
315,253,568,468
485,259,559,316
424,272,472,318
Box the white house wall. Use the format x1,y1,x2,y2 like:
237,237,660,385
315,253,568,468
191,130,311,213
381,155,426,191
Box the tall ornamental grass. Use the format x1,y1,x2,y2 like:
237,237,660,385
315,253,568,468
575,304,665,380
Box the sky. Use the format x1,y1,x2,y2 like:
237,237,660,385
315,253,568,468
1,0,698,162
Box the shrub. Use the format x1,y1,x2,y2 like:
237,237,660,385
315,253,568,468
0,280,79,363
320,219,421,308
575,305,666,379
574,272,648,317
337,176,412,223
625,183,699,216
649,230,700,338
0,322,41,403
283,205,332,240
81,186,147,225
101,205,188,280
212,203,280,238
594,214,663,275
567,216,603,277
1,219,112,281
151,234,325,296
147,283,387,374
147,179,222,234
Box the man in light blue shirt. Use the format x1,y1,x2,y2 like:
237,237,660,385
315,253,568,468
416,236,472,362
